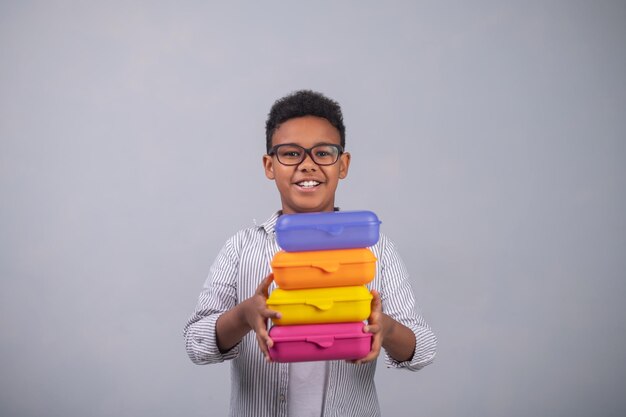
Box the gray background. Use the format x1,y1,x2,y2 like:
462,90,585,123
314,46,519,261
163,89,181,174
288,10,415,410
1,1,625,416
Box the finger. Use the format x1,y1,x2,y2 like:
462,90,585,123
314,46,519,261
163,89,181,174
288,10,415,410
355,350,379,364
258,331,274,349
252,315,270,337
363,324,381,334
370,289,382,312
367,309,380,326
371,332,382,353
262,308,282,320
255,326,275,361
351,329,382,364
353,343,381,364
256,273,274,297
256,333,272,362
367,290,382,325
360,337,382,363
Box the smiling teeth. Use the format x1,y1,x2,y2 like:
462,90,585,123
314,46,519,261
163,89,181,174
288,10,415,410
298,181,320,188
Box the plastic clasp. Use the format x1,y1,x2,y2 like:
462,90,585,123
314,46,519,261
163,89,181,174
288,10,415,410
312,262,340,273
316,224,344,236
306,336,335,348
305,299,334,311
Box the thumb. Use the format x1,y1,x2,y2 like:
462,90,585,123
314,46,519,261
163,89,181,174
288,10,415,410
257,273,274,296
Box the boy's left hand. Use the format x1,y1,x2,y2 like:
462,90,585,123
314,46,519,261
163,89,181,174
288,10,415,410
351,289,383,364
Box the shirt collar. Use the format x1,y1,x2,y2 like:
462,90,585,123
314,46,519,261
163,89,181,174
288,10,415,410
258,211,282,235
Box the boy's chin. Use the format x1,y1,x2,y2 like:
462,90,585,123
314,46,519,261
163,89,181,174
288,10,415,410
282,199,334,214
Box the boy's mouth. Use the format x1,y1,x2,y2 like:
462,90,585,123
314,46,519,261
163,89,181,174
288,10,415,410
295,180,321,189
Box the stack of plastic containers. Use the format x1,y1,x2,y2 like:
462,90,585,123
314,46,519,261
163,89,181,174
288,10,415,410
267,210,381,362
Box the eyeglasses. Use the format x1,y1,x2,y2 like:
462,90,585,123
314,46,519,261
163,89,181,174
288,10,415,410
268,143,344,166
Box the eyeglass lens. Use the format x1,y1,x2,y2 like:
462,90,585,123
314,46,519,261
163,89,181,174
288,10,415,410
274,144,340,166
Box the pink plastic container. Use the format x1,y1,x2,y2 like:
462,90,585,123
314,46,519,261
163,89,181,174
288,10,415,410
268,322,372,363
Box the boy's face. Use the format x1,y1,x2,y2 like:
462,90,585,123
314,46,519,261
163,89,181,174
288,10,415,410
263,116,350,214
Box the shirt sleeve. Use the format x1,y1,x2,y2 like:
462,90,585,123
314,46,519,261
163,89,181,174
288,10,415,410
183,235,241,364
378,235,437,371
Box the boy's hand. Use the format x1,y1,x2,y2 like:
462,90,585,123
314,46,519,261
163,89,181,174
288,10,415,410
240,274,281,362
351,289,383,365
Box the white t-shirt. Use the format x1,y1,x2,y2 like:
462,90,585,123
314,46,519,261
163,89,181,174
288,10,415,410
287,361,328,417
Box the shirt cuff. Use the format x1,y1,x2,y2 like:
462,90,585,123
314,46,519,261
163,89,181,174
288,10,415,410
186,313,241,364
384,326,437,371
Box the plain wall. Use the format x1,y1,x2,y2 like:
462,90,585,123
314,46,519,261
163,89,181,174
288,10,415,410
1,1,625,416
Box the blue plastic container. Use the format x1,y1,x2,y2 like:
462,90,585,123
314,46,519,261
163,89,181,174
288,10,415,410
275,210,381,252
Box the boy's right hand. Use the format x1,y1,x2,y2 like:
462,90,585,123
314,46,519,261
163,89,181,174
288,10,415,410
239,273,281,362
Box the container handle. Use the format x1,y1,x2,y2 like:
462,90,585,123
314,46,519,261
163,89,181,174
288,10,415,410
316,224,344,236
306,299,334,311
306,336,335,348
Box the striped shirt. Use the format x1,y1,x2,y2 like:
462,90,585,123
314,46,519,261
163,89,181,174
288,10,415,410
184,211,437,417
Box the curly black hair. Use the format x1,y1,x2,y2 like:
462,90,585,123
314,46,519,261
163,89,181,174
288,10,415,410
265,90,346,153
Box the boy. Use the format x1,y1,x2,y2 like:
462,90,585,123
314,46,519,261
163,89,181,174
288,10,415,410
184,90,437,417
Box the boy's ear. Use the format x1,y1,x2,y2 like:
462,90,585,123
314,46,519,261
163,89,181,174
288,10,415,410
263,154,275,180
338,152,351,179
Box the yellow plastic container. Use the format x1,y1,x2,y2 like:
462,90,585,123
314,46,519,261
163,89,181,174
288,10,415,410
267,286,373,326
271,248,377,290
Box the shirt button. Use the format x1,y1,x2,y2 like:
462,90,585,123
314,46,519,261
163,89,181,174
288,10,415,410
279,394,286,402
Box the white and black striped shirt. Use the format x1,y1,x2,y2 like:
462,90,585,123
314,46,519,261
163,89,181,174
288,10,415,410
184,211,437,417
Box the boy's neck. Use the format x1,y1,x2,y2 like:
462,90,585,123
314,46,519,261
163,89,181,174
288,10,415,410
279,207,340,215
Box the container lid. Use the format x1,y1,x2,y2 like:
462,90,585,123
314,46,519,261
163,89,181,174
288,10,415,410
269,322,371,346
271,248,376,272
267,286,373,308
275,210,381,235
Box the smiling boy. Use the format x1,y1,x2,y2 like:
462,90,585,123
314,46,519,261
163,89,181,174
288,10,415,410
184,90,437,417
264,115,348,214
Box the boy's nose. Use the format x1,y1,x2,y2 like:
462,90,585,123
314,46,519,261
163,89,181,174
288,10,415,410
298,152,318,170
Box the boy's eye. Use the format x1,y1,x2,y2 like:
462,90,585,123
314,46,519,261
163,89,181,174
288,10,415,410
313,146,337,158
280,149,302,158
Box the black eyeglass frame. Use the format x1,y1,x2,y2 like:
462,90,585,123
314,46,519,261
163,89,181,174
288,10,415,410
267,143,344,166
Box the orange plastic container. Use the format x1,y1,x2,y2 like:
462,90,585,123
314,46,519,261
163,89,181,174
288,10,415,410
271,248,377,290
267,285,373,326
